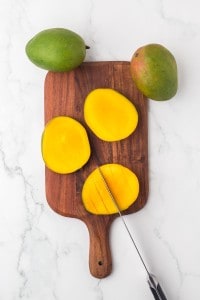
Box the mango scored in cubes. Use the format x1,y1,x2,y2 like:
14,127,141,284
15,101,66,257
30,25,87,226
41,116,91,174
82,164,139,215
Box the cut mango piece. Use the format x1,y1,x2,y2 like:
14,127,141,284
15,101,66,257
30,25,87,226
82,164,139,215
84,88,138,142
41,116,91,174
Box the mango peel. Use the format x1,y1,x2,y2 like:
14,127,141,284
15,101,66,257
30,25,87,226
130,43,178,101
26,28,87,72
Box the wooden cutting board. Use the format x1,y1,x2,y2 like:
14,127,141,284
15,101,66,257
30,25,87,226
44,61,148,278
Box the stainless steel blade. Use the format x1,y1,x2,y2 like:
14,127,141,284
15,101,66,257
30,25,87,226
98,166,149,274
97,166,167,300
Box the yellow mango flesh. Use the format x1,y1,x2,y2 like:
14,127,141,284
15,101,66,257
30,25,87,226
41,116,91,174
82,164,139,215
84,88,138,142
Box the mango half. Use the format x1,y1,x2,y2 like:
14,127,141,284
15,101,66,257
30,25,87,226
41,116,91,174
84,88,138,141
130,43,178,101
82,164,139,215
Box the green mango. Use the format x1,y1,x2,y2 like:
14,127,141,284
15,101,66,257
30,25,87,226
25,28,88,72
130,44,178,101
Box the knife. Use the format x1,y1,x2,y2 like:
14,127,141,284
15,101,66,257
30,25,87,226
98,166,167,300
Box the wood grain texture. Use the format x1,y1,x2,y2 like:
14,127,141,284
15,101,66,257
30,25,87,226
44,61,148,278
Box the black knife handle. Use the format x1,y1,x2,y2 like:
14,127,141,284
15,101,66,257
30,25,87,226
148,274,167,300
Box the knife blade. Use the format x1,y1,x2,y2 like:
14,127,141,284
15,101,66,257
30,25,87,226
98,166,167,300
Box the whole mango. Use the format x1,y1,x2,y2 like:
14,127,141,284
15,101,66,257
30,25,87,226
130,44,178,101
25,28,88,72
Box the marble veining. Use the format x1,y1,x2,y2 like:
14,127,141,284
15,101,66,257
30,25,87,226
0,0,200,299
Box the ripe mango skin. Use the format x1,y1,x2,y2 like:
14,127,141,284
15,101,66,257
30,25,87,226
25,28,86,72
130,44,178,101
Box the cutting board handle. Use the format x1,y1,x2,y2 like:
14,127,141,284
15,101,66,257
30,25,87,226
86,217,112,278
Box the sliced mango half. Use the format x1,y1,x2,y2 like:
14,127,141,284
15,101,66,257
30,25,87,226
82,163,139,215
41,116,91,174
84,88,138,142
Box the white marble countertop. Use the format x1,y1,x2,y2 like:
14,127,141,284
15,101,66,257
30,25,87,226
1,0,200,299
